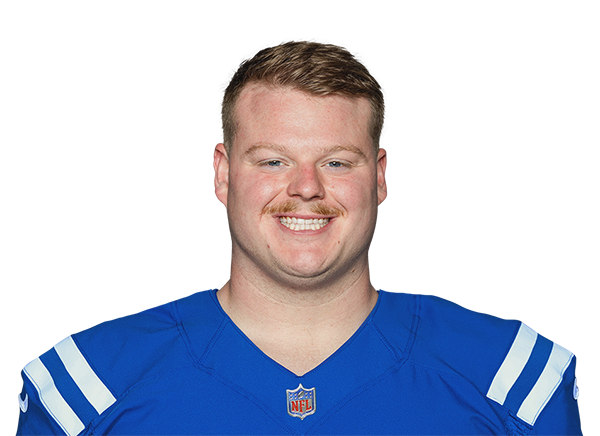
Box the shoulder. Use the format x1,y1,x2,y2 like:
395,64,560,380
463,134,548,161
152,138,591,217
18,290,217,435
407,293,580,430
413,293,523,370
65,293,193,391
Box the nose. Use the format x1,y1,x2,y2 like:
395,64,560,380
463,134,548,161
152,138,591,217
286,164,325,201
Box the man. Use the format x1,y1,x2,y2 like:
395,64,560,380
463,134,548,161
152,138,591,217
16,41,581,435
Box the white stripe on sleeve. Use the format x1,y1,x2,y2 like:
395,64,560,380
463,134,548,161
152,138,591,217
486,323,538,405
23,358,85,436
517,343,574,425
54,336,116,414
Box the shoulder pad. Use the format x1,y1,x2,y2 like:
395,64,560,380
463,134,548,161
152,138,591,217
486,322,574,426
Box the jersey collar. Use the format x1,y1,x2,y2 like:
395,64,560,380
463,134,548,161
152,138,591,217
176,289,416,433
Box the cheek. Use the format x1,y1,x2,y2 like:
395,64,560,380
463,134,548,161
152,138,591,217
229,170,283,209
327,177,377,213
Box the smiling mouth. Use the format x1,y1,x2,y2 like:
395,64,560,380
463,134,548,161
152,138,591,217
279,217,330,231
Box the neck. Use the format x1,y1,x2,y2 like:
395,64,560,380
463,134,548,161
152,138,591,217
217,262,378,376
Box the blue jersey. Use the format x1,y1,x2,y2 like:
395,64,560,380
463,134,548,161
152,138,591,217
16,290,581,435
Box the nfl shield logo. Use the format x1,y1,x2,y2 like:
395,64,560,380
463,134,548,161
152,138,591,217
286,384,316,419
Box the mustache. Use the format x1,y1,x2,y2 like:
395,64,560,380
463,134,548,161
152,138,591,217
262,200,345,217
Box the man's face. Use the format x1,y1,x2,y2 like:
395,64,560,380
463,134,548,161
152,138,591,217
214,84,387,288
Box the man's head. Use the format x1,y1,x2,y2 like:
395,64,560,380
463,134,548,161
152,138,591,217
221,41,384,155
214,42,387,290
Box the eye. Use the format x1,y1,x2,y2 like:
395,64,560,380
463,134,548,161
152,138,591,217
327,161,346,168
264,160,282,167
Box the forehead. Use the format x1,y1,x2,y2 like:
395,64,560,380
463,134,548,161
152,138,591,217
233,84,373,152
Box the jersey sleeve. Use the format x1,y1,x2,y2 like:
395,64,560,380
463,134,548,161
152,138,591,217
485,323,582,435
530,356,581,435
15,336,116,436
16,371,67,435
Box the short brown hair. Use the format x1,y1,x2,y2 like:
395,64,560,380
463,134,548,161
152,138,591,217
222,41,384,153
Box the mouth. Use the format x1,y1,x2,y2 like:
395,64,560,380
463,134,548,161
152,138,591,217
279,216,331,231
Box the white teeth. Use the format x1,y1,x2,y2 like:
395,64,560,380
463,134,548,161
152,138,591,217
280,217,330,231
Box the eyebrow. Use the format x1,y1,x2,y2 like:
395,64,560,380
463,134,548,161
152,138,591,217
245,143,367,159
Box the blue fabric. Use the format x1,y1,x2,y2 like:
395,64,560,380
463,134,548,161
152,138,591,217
39,348,98,425
16,290,582,435
503,334,553,413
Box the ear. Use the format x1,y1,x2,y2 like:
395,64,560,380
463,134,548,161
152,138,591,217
376,148,387,205
213,143,229,207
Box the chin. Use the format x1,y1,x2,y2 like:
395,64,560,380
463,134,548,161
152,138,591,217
269,260,326,283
